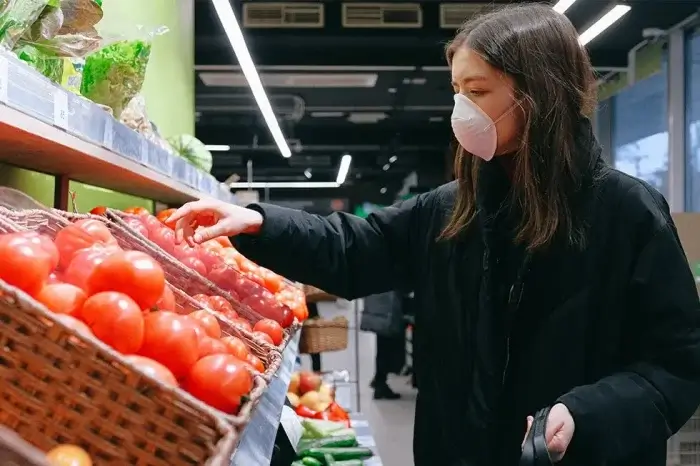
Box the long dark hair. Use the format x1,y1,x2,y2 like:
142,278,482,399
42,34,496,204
440,4,597,251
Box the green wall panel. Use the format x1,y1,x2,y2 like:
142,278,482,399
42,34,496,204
99,0,195,138
68,181,154,213
0,163,55,206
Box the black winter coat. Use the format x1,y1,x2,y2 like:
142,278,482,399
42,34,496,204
234,121,700,466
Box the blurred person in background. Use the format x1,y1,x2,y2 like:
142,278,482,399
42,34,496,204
361,290,407,400
168,4,700,465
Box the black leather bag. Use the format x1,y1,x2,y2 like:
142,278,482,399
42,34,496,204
520,406,553,466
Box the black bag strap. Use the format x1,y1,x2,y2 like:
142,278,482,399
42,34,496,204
520,406,553,466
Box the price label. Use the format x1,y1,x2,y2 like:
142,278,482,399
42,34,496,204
356,435,375,447
53,90,68,129
350,419,369,428
0,56,8,103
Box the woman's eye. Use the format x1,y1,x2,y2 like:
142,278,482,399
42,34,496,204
468,89,486,97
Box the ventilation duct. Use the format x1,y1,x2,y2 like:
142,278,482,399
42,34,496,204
243,3,324,28
342,3,422,28
439,3,496,28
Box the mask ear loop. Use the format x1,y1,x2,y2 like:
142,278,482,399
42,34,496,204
481,97,524,134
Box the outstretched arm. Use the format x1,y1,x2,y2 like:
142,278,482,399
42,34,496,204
233,196,422,300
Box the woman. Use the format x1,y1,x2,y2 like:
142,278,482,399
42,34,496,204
169,4,700,465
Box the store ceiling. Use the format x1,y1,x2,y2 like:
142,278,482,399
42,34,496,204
194,0,698,202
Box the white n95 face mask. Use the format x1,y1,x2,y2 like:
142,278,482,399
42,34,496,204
450,93,498,161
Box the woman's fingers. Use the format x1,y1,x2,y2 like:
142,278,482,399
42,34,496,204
193,223,230,244
167,199,221,224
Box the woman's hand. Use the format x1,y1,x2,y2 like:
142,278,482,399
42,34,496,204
522,403,575,462
166,199,263,245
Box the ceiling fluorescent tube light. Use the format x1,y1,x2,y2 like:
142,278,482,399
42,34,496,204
229,182,340,189
336,154,352,185
205,144,231,151
552,0,578,14
210,0,292,158
578,4,631,46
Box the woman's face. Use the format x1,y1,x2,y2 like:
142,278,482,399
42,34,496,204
450,47,522,156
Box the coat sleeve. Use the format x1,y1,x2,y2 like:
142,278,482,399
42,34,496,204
232,195,424,300
557,221,700,461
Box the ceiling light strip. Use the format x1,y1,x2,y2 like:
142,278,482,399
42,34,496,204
552,0,578,14
336,154,352,185
578,4,632,46
229,182,340,189
210,0,292,158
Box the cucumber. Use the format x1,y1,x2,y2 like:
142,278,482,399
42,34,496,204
291,462,305,466
303,447,373,461
324,453,336,465
301,458,323,466
298,434,358,453
334,461,363,466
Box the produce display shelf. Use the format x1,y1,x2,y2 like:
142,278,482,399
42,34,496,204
349,413,384,466
0,52,233,205
231,332,300,466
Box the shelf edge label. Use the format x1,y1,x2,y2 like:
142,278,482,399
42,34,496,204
53,90,68,129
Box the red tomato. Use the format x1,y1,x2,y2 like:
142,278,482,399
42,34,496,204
181,256,207,276
80,292,144,354
156,208,177,229
23,232,59,271
237,257,259,275
54,223,114,270
244,271,266,288
253,331,274,346
53,314,93,338
220,336,250,361
214,236,233,248
90,206,107,216
73,219,115,244
140,214,163,234
246,353,265,373
197,247,222,272
149,226,175,255
35,283,86,316
124,217,149,239
207,265,240,293
0,233,54,296
47,272,62,284
259,268,283,294
243,294,294,328
232,319,253,333
124,355,178,387
140,311,199,379
230,275,267,300
189,309,222,339
124,206,149,215
253,318,284,346
185,354,253,413
197,336,229,359
185,293,211,313
173,243,199,262
195,212,217,227
63,245,117,291
208,295,235,316
154,285,175,311
88,250,165,310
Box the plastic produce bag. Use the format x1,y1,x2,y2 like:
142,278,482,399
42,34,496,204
0,0,51,50
80,26,168,117
168,134,214,173
120,94,173,153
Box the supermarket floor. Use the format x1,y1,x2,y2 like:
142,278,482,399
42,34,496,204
300,300,416,466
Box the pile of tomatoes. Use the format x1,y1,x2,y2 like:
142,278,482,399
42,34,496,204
90,206,309,329
0,219,280,414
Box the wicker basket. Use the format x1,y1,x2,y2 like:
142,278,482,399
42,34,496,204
304,285,339,304
0,274,237,464
0,208,273,431
0,426,51,466
299,317,349,354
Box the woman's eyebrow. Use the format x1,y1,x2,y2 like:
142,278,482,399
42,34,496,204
450,75,488,86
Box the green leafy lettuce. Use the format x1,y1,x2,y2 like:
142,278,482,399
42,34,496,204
80,39,152,117
0,0,51,49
